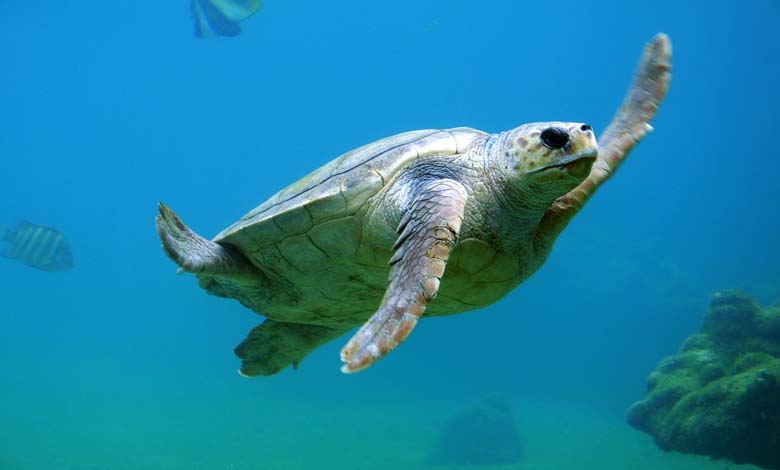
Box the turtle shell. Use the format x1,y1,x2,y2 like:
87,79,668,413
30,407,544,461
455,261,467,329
213,127,486,262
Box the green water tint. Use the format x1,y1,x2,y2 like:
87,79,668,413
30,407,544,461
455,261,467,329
0,393,761,469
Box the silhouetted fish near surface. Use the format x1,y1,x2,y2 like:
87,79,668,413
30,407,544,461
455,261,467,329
1,220,74,272
191,0,263,38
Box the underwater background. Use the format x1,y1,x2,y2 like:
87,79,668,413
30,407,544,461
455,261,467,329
1,0,778,468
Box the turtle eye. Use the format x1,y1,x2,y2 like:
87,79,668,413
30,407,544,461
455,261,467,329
540,127,569,149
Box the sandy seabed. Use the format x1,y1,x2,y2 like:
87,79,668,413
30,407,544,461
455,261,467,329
0,389,760,470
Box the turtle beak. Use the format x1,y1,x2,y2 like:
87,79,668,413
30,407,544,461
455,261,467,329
529,150,597,177
562,152,597,178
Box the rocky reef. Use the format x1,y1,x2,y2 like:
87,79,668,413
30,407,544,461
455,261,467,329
426,395,523,466
628,290,780,469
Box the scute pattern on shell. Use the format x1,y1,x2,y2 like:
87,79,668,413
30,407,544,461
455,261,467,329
213,128,487,260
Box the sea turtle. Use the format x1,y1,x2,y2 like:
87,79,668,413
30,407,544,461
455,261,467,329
156,34,671,376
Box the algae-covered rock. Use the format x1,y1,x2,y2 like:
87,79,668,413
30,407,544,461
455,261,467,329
426,395,523,466
628,290,780,469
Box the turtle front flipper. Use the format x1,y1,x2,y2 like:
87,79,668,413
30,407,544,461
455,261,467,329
596,32,671,178
536,33,672,245
340,179,468,373
236,320,350,376
156,202,257,277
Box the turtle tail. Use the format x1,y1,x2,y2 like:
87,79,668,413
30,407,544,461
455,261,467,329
155,202,257,277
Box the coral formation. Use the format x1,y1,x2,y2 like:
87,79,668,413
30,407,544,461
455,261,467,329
628,290,780,469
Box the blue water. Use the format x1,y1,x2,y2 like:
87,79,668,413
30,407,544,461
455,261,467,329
1,1,778,468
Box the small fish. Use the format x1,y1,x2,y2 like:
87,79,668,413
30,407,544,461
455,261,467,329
191,0,263,38
1,220,74,272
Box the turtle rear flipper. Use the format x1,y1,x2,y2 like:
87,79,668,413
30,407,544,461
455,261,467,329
156,202,257,277
235,320,349,376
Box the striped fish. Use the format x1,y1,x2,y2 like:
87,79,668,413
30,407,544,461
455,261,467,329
191,0,263,38
1,220,74,272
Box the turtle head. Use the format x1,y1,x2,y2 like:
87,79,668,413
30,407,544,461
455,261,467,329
502,122,597,180
495,122,598,197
